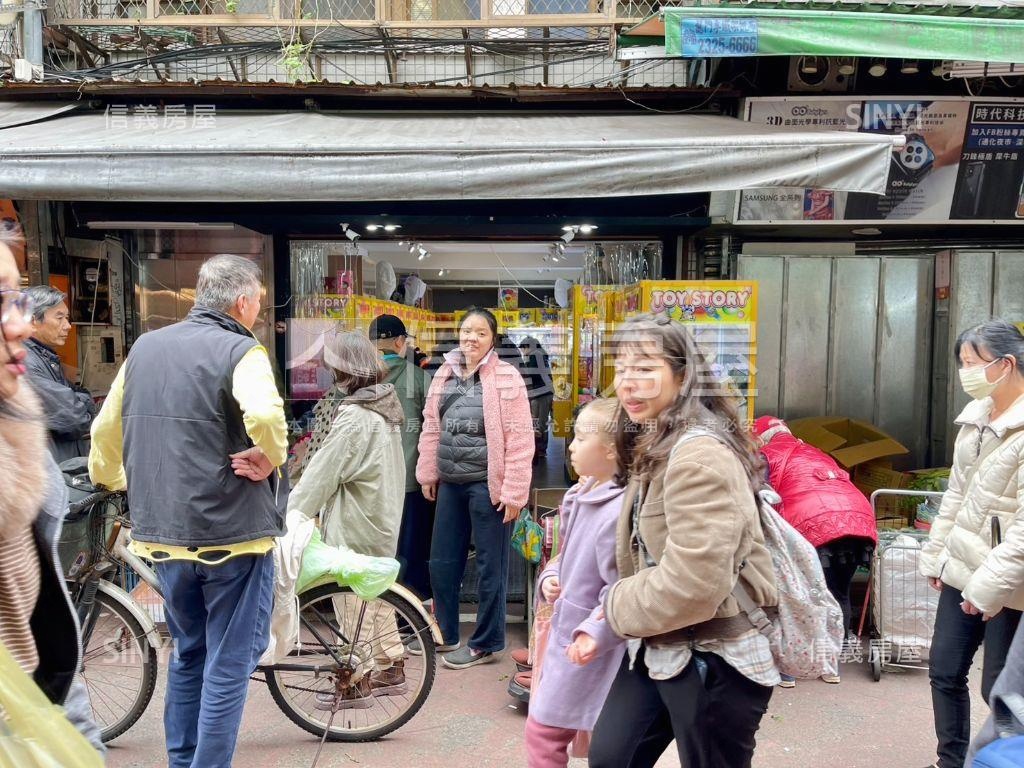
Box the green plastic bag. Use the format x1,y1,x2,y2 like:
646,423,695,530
512,509,544,564
295,529,400,601
0,641,103,768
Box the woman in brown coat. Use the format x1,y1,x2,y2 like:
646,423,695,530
588,314,779,768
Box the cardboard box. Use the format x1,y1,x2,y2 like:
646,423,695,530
787,417,909,470
852,460,911,517
788,417,910,518
877,515,911,531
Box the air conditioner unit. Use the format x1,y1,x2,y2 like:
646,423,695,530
787,57,856,93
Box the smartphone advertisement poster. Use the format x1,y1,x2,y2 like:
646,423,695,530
736,97,1024,224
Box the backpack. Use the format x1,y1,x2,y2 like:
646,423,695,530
974,693,1024,768
670,430,845,679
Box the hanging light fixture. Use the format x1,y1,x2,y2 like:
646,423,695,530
799,56,819,75
836,57,856,76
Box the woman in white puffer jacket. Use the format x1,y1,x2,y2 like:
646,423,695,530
919,319,1024,768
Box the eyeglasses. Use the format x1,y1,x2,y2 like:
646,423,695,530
0,289,33,325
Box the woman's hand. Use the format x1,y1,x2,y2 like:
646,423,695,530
541,576,561,603
962,599,1002,621
497,502,520,524
421,483,437,502
567,633,599,666
928,577,943,592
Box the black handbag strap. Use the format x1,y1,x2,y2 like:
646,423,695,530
994,692,1024,739
438,371,478,422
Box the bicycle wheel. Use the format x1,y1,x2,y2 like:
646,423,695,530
265,584,436,742
80,590,159,742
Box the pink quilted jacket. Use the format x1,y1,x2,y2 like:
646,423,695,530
416,349,535,509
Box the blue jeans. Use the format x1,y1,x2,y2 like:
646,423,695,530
157,553,274,768
429,481,510,653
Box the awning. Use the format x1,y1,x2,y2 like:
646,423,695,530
624,4,1024,63
0,106,899,201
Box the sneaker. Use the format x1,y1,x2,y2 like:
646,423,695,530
510,647,532,671
406,636,461,656
820,673,841,684
369,661,407,696
777,674,796,689
314,677,374,711
513,671,533,690
441,646,496,670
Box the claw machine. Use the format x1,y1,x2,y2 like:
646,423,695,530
503,307,573,438
572,285,619,409
621,281,759,421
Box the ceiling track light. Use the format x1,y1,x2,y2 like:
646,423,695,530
901,59,920,75
868,58,887,78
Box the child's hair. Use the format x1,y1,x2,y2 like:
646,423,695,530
577,397,620,440
576,398,623,482
610,313,763,492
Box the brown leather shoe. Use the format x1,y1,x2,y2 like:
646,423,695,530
370,660,407,696
510,647,531,670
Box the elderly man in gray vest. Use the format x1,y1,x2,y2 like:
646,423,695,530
90,254,288,768
23,285,96,462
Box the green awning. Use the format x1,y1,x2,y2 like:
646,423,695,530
625,4,1024,63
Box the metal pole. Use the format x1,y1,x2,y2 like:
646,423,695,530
22,0,43,68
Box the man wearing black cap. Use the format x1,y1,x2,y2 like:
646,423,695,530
369,314,434,600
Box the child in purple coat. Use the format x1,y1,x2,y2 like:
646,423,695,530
525,398,626,768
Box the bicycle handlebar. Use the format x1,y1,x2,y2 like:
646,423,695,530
67,489,117,517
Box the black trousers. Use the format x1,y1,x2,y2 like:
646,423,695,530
929,584,1022,768
818,537,873,634
589,649,773,768
396,490,435,600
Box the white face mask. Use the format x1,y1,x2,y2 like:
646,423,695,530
959,358,1009,401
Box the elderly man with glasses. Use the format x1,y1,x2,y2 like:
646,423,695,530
23,285,96,462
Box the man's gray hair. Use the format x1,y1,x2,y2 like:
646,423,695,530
24,285,67,322
194,254,263,313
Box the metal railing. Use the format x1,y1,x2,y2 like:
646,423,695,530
50,0,647,27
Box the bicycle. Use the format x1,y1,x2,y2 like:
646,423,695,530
59,460,441,745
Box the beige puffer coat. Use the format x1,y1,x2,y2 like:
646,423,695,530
919,394,1024,614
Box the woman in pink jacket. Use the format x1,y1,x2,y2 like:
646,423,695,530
416,307,534,670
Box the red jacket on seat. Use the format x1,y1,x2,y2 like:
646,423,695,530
754,416,878,549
